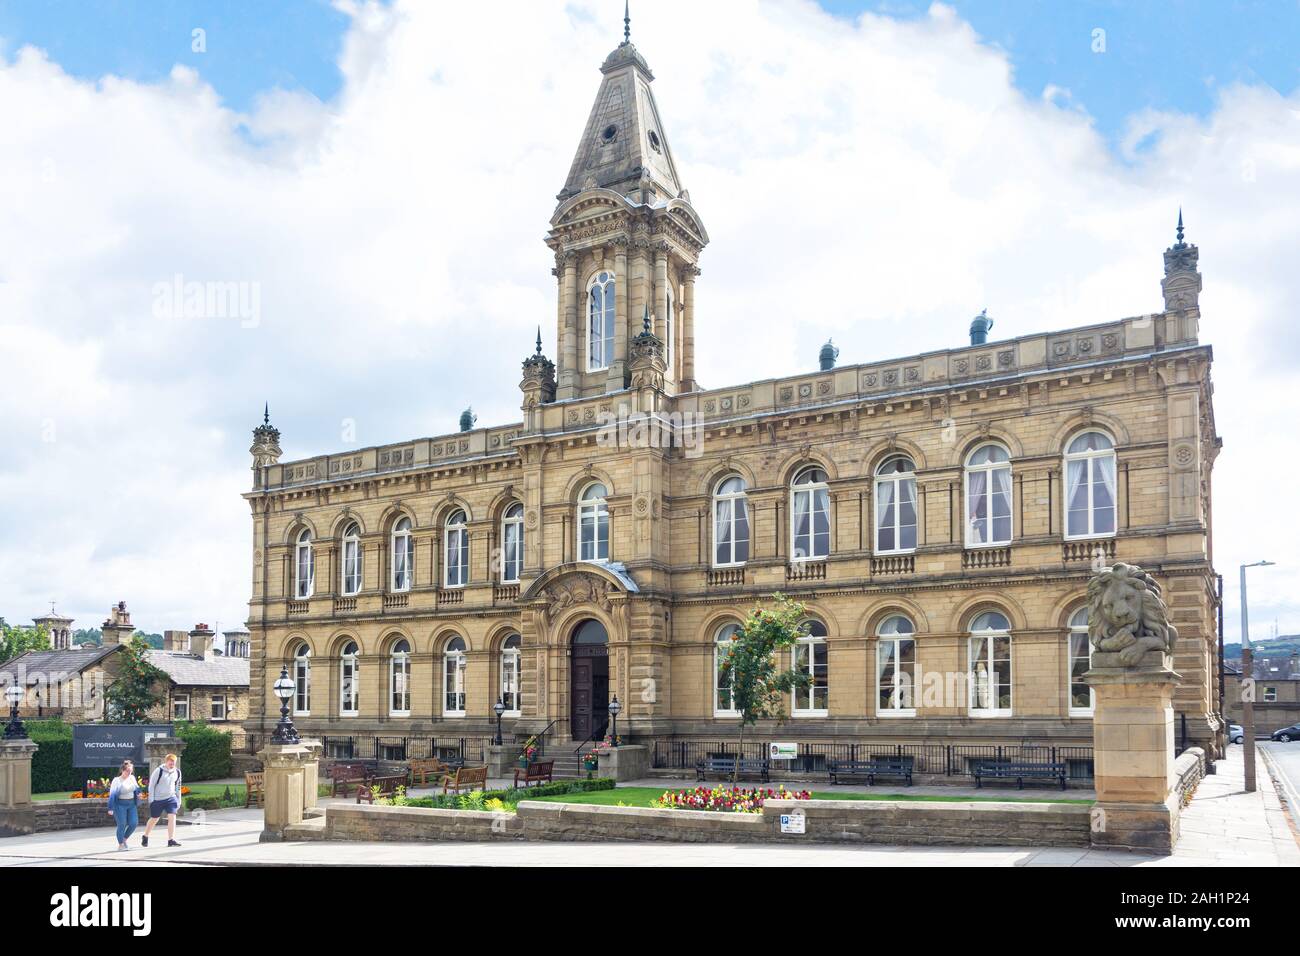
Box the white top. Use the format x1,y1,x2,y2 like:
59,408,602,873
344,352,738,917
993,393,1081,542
110,776,138,800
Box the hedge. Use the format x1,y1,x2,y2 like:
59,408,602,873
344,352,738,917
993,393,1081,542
25,718,233,793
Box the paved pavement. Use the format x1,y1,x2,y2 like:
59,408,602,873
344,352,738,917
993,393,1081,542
0,748,1292,866
1260,741,1300,823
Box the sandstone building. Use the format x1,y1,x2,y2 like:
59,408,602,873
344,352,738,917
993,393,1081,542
241,28,1224,771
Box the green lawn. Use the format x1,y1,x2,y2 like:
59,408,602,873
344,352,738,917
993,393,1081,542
528,786,1093,808
33,783,246,803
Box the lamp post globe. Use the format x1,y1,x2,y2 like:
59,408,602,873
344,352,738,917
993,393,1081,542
3,683,25,740
493,698,506,746
270,666,300,745
607,695,621,745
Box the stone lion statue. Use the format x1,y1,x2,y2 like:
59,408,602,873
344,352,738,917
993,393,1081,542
1087,562,1177,665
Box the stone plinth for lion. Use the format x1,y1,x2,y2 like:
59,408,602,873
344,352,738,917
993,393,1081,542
1083,563,1184,854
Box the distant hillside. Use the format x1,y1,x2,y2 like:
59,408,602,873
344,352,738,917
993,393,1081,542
1224,637,1300,660
72,628,163,649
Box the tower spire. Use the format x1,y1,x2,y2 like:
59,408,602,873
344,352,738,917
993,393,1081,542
263,402,270,426
623,0,631,46
1175,208,1185,247
535,326,543,355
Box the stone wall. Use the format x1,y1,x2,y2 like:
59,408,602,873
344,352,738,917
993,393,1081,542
313,797,1090,848
1173,747,1206,807
34,797,150,832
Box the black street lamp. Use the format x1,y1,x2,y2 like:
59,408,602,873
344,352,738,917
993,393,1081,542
493,698,506,746
4,683,26,740
607,695,621,746
270,666,300,744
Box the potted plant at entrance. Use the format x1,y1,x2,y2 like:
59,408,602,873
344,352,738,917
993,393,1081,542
518,737,539,768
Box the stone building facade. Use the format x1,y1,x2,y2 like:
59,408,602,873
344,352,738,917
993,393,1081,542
1224,656,1300,732
241,31,1224,765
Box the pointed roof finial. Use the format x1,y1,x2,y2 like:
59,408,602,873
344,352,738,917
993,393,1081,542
642,303,651,334
263,402,270,426
535,326,543,355
1176,208,1185,246
623,0,631,46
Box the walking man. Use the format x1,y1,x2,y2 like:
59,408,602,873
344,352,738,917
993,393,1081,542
141,753,183,848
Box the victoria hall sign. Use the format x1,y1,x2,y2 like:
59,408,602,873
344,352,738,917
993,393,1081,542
71,724,173,767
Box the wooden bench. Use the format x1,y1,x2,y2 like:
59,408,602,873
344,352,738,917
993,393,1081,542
695,756,770,783
973,761,1067,790
356,771,411,804
329,762,374,797
244,771,265,807
513,761,554,788
828,756,914,786
442,766,489,795
409,757,455,787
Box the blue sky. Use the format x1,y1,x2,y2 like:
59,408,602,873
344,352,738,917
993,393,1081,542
2,1,1297,141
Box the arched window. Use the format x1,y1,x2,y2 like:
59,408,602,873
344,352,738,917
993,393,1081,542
500,634,521,714
341,522,362,596
391,517,413,592
587,271,616,371
390,639,411,716
578,482,610,562
712,476,750,567
793,620,829,715
968,611,1012,716
501,503,524,584
292,643,311,716
1064,432,1116,539
791,467,830,561
339,640,359,716
874,455,917,554
444,510,468,588
965,444,1012,547
713,622,741,716
294,529,314,599
443,636,467,716
1068,607,1093,715
876,615,916,715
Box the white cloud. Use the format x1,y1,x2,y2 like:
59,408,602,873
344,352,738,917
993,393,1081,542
0,0,1296,640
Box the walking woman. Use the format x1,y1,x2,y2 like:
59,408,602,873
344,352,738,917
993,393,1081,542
107,760,140,851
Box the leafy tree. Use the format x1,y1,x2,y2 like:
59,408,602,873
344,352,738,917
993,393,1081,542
0,621,50,664
73,628,103,647
104,635,165,723
718,593,812,782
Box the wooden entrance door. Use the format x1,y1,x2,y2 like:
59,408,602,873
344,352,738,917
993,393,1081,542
570,619,610,742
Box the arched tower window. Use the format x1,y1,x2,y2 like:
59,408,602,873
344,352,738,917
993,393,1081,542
587,271,616,371
578,482,610,562
501,503,524,584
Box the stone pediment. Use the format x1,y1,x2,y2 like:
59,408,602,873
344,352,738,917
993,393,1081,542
519,562,638,614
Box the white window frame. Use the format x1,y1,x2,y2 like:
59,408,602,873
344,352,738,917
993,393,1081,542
500,634,521,716
578,482,610,562
339,641,359,717
172,693,190,721
293,645,311,716
341,522,362,596
964,444,1013,548
210,693,227,721
790,467,831,562
501,504,524,584
792,622,829,716
444,510,468,588
390,639,411,717
1063,431,1118,541
390,517,413,592
586,271,616,372
874,456,918,555
712,476,750,568
1068,607,1094,716
968,613,1013,717
713,623,741,717
294,529,314,599
1264,686,1278,703
875,616,917,717
443,637,467,717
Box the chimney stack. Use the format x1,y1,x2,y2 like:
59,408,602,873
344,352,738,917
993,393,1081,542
101,601,133,646
162,629,188,651
189,623,215,660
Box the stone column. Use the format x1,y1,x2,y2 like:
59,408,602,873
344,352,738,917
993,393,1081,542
681,266,698,391
257,742,311,842
608,238,629,393
1085,651,1182,853
301,738,322,813
653,244,669,340
0,738,38,837
557,252,580,399
597,745,649,782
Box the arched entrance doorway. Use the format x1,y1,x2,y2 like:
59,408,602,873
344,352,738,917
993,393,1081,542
570,619,609,743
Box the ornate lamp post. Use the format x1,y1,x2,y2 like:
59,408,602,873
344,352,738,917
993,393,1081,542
493,698,506,746
607,695,621,746
1240,560,1275,792
3,683,25,739
270,666,300,745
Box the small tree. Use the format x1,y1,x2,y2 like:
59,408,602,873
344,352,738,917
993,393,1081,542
718,593,812,782
104,635,165,724
0,621,50,664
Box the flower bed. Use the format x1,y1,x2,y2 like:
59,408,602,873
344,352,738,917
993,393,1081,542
656,785,811,814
